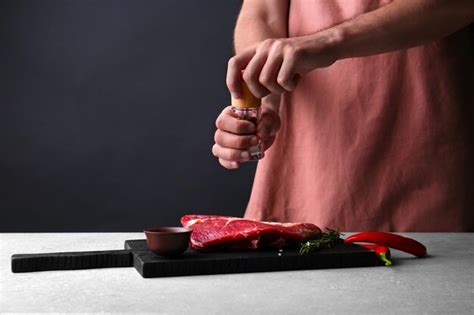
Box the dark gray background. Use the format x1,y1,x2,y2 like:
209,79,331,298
0,0,254,231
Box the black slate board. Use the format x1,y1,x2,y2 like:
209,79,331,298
11,250,133,273
125,240,383,278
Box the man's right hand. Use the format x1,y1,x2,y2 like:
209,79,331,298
212,103,281,169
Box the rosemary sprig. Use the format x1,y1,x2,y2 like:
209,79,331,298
299,228,343,255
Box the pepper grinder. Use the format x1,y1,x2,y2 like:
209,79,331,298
231,79,263,160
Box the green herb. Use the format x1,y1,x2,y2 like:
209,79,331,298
299,228,343,255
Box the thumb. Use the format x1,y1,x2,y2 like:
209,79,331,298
262,135,276,153
257,111,280,141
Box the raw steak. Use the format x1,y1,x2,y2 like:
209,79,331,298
181,215,321,251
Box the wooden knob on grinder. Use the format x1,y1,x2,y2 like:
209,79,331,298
231,75,261,109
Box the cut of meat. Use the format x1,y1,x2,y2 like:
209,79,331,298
181,215,321,251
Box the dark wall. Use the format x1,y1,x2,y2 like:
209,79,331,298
0,0,256,231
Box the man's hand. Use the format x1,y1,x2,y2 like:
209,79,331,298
228,0,474,100
227,35,339,99
212,99,281,169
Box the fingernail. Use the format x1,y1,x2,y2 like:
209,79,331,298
231,161,239,168
240,151,250,159
248,124,256,133
250,136,258,145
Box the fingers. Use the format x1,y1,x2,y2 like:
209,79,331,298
212,144,251,162
227,47,256,99
278,55,300,92
243,42,272,98
218,158,240,170
214,129,259,150
213,106,260,169
227,38,302,100
213,108,280,167
259,43,285,95
215,107,256,135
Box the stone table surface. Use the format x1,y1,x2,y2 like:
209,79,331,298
1,233,473,314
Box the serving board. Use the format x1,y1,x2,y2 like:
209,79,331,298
11,240,384,277
11,250,133,273
125,240,384,278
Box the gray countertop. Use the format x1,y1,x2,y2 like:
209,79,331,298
1,233,473,314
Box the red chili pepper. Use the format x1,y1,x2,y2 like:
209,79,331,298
345,232,427,257
357,243,392,266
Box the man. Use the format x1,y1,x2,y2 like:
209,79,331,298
212,0,474,231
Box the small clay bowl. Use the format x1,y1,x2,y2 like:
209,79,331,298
144,227,192,256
